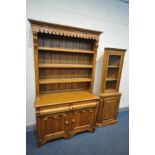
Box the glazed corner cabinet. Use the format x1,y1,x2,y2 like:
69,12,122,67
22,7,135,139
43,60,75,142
96,48,126,127
29,19,102,147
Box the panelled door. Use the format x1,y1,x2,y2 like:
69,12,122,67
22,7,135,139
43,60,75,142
38,102,98,143
69,102,97,135
100,50,125,93
41,112,69,142
101,96,120,122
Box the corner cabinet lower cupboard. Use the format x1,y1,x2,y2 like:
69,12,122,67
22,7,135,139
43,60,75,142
96,92,121,126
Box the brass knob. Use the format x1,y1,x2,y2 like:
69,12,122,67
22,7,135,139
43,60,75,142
65,121,69,125
72,119,75,123
44,117,48,121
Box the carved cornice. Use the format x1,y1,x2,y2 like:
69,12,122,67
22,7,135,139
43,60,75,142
29,19,102,40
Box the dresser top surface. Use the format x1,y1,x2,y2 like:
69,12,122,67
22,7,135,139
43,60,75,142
35,91,99,107
100,92,121,97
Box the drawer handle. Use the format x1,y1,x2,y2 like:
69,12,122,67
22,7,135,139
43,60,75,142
65,121,69,125
44,117,48,121
72,119,75,123
40,107,69,115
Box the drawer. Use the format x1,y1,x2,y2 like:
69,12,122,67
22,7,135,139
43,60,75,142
39,105,69,116
70,102,98,111
103,97,119,103
38,101,99,115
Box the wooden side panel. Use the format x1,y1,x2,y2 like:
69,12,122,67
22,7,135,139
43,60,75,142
116,53,125,91
90,40,98,92
33,32,40,96
100,51,109,94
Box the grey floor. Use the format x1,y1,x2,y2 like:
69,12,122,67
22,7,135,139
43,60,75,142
26,111,129,155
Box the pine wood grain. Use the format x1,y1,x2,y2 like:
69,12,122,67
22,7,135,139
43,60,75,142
97,48,125,128
30,20,101,147
100,49,126,93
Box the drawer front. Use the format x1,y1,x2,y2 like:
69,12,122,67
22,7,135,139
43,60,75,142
38,101,98,116
39,105,69,116
70,101,98,111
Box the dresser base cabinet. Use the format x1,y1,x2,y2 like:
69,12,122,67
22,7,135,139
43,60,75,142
36,112,69,146
96,92,121,127
35,91,99,147
36,102,98,147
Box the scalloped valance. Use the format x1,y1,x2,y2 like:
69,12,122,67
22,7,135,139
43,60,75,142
29,19,102,40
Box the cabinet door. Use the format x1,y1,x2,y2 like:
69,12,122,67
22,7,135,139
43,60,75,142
100,50,125,93
101,97,120,122
70,108,96,135
40,112,69,143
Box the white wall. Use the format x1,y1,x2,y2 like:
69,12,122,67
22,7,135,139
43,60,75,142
26,0,129,125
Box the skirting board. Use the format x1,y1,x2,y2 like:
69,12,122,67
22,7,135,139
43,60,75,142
119,106,129,112
26,106,129,132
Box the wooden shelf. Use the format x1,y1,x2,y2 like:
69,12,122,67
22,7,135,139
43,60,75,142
39,78,92,84
39,64,93,68
108,65,119,68
105,89,116,92
38,47,94,54
106,78,117,81
100,92,121,97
